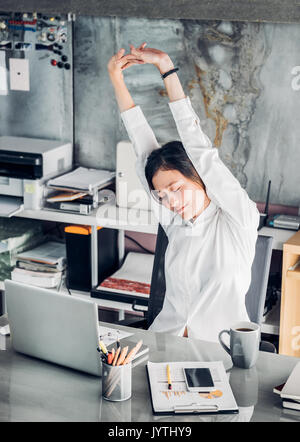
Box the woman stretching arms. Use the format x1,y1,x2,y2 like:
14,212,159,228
107,44,259,342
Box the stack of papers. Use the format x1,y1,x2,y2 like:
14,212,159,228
11,241,66,288
46,191,88,203
47,167,115,193
278,362,300,411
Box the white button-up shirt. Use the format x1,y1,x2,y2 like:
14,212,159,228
121,96,259,342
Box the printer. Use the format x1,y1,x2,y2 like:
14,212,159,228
0,136,72,216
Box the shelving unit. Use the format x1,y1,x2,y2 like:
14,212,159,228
15,204,158,288
279,230,300,356
0,204,296,337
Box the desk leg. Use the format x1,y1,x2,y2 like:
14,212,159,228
118,310,125,321
118,230,125,321
91,226,98,288
118,229,125,265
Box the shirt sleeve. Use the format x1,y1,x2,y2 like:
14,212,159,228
120,105,160,158
168,96,260,230
120,105,176,230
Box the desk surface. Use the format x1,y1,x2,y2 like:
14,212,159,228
0,319,299,423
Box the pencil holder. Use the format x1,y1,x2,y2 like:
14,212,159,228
102,361,132,402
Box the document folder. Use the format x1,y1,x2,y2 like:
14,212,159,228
146,361,239,416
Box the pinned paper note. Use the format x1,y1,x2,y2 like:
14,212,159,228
9,58,30,91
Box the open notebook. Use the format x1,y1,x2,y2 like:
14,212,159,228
95,252,154,298
91,252,154,306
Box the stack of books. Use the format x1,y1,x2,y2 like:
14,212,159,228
45,167,115,215
273,361,300,411
11,241,66,288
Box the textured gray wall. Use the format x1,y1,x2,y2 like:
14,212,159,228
74,16,300,207
1,14,299,207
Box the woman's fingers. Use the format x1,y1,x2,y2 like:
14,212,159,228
118,54,138,67
116,48,126,60
121,59,145,70
138,42,147,50
129,44,144,56
110,47,146,74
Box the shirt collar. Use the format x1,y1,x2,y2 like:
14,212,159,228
185,199,217,227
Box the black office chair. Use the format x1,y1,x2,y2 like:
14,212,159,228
120,223,276,352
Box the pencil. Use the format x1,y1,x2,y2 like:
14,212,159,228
112,347,121,366
167,364,172,390
122,340,143,365
116,346,128,366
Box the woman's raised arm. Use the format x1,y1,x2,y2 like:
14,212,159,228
130,44,259,231
129,44,186,103
107,46,160,158
107,48,141,112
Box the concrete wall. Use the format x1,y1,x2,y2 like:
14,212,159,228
2,1,300,23
74,16,300,207
0,14,299,208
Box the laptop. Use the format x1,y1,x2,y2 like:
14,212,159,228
5,279,102,376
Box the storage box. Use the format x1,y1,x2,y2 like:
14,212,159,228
64,225,118,291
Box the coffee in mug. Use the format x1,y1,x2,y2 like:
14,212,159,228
218,321,260,369
236,328,254,332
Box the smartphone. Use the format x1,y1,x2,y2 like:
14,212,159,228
183,368,214,392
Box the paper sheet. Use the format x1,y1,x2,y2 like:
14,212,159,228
0,196,23,218
47,167,115,192
16,241,66,268
98,325,133,346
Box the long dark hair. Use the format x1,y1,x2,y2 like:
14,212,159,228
145,141,206,190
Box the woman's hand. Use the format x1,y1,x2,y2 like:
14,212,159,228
107,47,143,81
129,43,174,74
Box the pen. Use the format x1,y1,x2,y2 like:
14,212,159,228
107,352,114,365
167,364,172,390
99,340,108,355
97,349,108,363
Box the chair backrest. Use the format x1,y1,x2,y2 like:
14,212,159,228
245,234,273,324
146,224,273,328
146,224,168,328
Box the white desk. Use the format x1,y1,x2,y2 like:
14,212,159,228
258,226,296,251
1,317,299,422
15,203,158,233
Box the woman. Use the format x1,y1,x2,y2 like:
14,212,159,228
107,44,260,342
